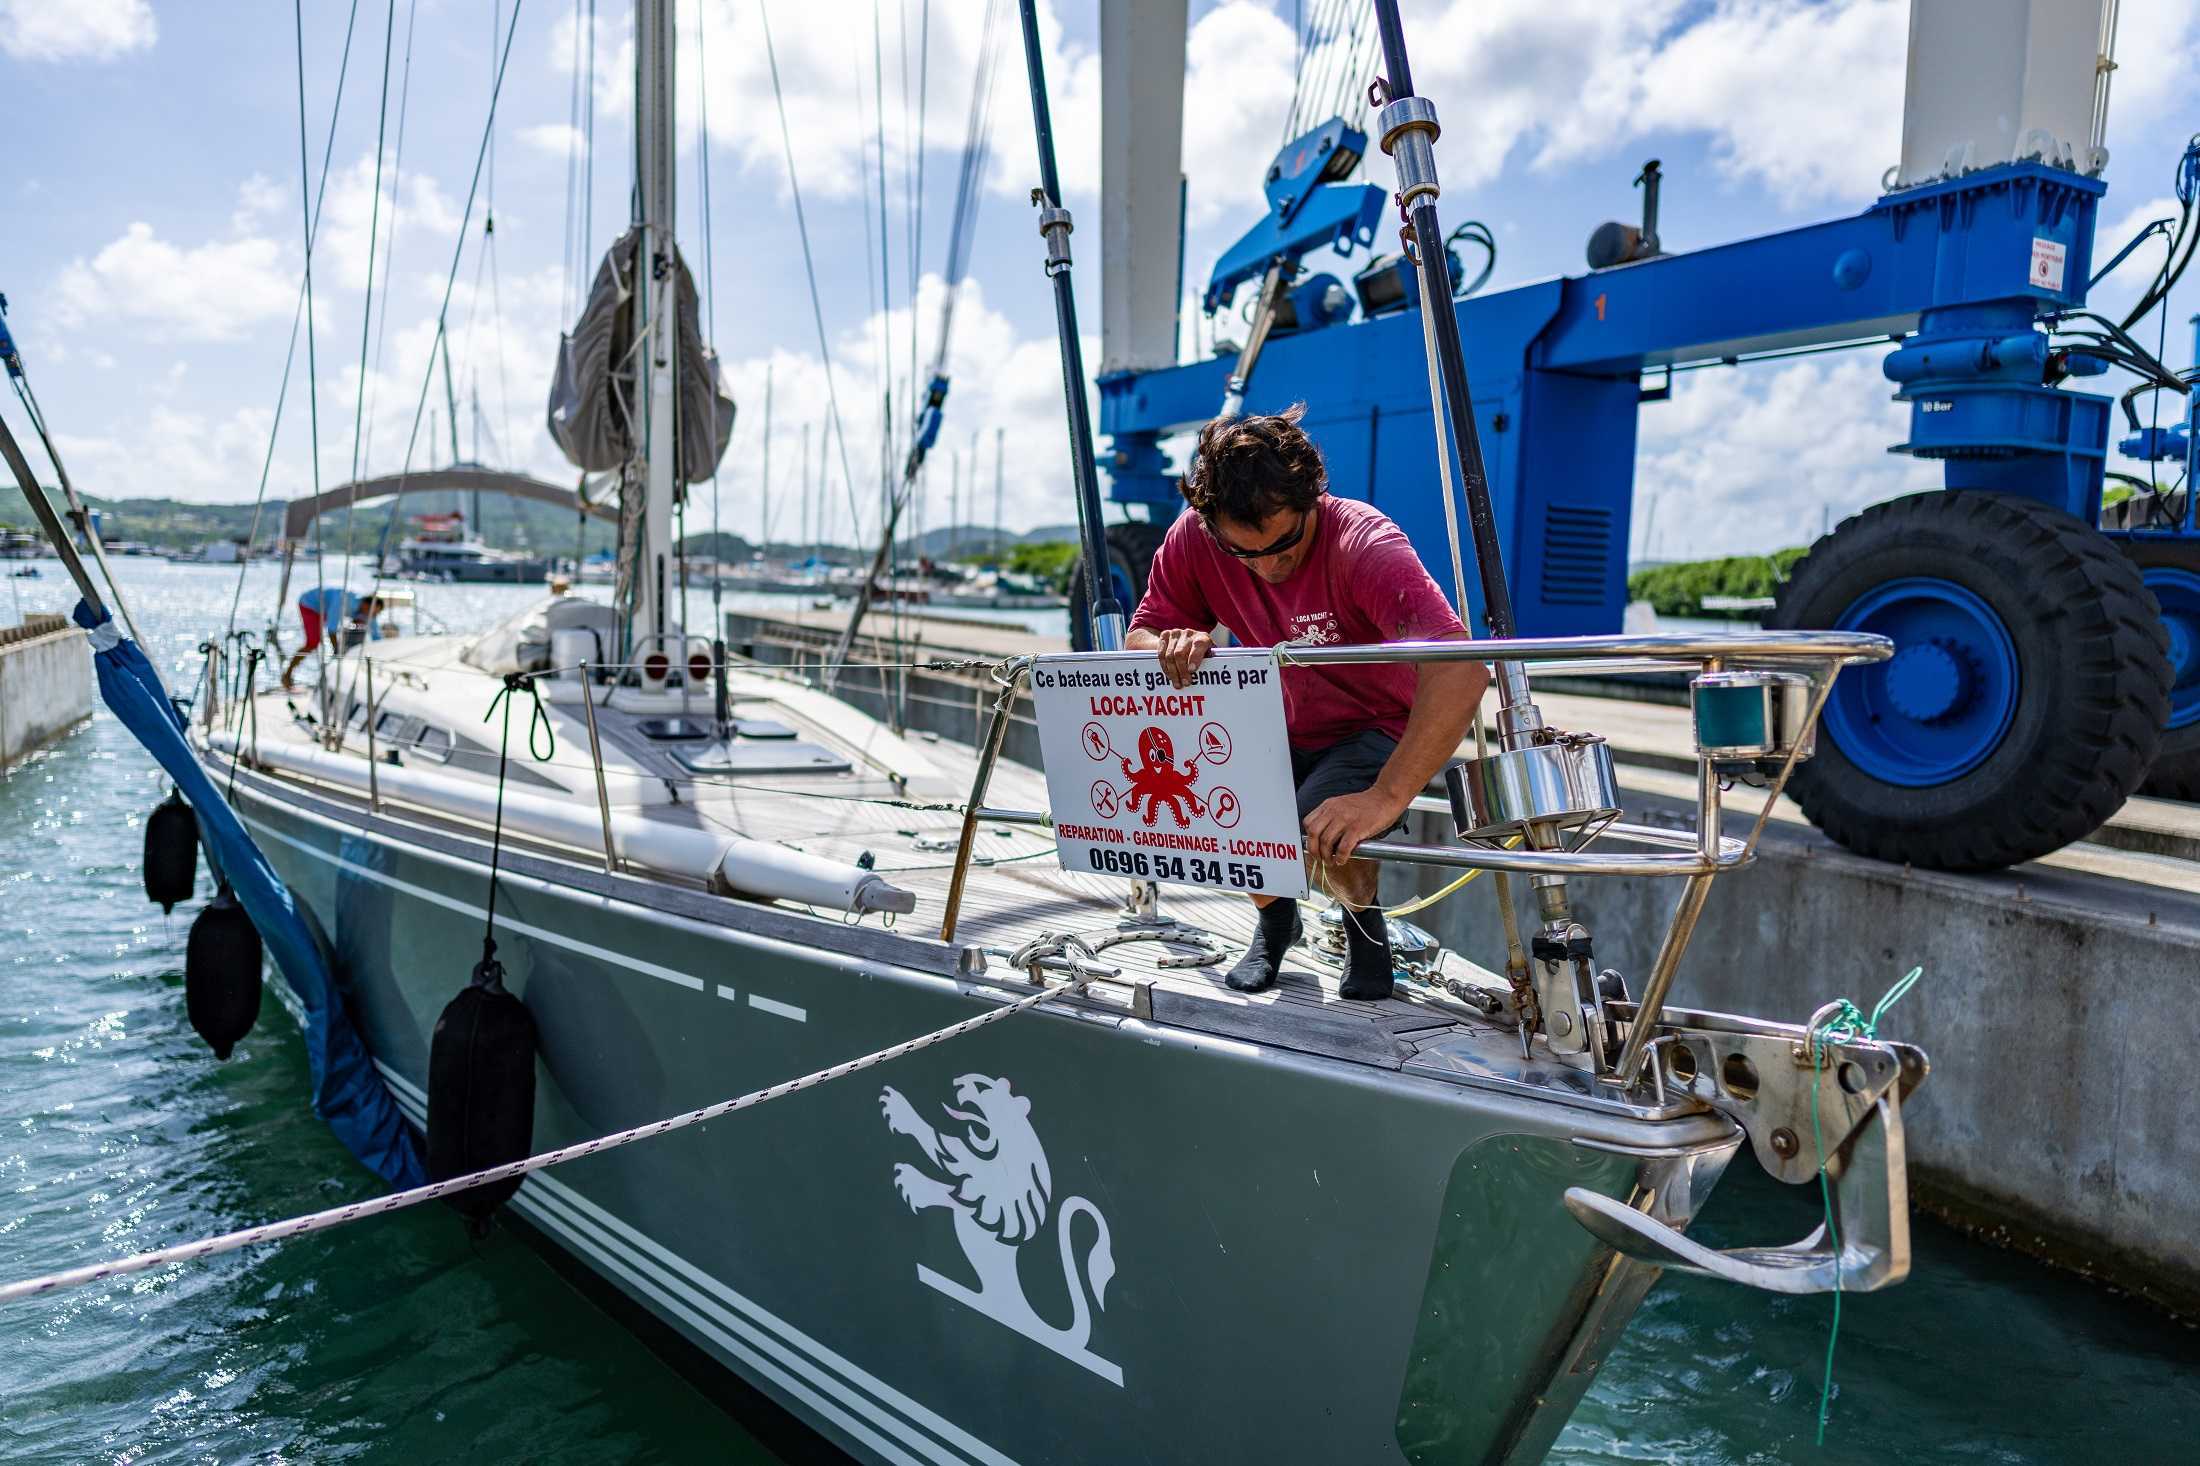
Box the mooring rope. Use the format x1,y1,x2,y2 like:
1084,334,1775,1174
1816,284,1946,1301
0,973,1087,1307
1806,966,1923,1446
473,672,556,987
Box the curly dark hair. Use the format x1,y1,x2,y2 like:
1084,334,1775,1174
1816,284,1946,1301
1181,404,1326,528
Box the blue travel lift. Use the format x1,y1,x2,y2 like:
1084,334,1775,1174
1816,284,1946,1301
1084,48,2199,872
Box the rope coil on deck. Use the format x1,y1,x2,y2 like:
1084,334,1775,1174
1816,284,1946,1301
0,973,1089,1307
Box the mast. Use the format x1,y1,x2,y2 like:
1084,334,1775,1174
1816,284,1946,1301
633,0,679,653
759,361,774,552
438,330,463,468
1011,0,1121,649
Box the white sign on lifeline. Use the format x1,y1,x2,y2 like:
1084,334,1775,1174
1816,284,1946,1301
1031,649,1309,900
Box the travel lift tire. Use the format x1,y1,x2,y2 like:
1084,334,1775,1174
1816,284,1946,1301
1069,519,1170,651
2115,535,2200,800
1767,491,2170,872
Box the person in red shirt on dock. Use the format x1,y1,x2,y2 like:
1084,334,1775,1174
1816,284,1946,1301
1125,406,1488,999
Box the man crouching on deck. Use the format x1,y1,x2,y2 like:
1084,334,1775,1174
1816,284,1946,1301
1125,406,1488,999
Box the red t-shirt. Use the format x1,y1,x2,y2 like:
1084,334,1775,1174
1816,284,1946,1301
1129,496,1468,748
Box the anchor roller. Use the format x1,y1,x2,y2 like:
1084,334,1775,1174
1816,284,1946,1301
143,789,198,915
427,951,538,1235
185,882,262,1060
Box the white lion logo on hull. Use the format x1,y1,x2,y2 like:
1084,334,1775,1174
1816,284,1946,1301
880,1075,1122,1386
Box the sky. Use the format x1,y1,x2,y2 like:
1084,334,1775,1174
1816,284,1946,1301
2,0,2197,559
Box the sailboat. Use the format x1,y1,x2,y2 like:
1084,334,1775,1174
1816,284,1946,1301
0,2,1932,1462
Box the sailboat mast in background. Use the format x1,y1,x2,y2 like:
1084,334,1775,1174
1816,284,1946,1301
632,0,679,653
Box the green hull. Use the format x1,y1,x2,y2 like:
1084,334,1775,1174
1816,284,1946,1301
235,769,1740,1465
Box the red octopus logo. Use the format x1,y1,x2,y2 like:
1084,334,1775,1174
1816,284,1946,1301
1119,725,1206,828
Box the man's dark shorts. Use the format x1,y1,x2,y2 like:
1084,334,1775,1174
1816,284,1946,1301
1291,728,1401,825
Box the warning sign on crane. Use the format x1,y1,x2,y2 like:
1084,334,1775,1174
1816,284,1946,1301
1031,649,1309,900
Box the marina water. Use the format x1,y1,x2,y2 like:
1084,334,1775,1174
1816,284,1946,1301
3,560,2195,1462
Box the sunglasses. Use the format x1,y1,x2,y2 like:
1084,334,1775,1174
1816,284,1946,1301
1211,506,1313,560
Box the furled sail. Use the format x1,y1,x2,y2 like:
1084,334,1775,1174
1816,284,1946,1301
546,227,735,483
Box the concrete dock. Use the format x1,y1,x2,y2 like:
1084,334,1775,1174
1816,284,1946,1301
0,613,92,769
729,607,2200,1313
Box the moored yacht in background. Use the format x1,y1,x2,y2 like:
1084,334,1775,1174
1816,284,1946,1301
393,511,549,584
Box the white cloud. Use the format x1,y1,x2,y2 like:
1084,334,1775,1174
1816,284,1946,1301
2103,0,2200,139
51,406,277,503
1634,0,1905,207
0,0,154,62
232,174,285,234
1177,3,1299,227
710,272,1102,547
52,221,294,344
317,151,462,296
516,122,588,159
1635,354,1936,557
627,0,1095,206
1401,0,1910,207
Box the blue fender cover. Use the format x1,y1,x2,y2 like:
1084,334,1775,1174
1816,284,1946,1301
72,601,427,1187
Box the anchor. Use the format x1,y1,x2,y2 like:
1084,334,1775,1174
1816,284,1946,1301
1565,1003,1929,1294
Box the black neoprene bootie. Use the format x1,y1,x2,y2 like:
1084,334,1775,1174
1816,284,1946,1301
1338,904,1396,1000
1226,900,1302,992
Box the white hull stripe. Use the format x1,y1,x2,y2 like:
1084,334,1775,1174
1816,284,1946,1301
371,1075,1020,1466
246,812,813,1020
517,1184,954,1466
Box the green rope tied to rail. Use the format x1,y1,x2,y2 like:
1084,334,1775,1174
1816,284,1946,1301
1806,965,1922,1446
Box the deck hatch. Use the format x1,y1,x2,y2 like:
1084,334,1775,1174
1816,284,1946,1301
673,741,853,775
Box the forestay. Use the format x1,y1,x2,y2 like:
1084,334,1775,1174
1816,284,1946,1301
69,602,425,1187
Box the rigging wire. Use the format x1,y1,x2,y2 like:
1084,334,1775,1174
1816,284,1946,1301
871,0,892,515
487,219,515,465
1285,0,1370,142
486,0,516,471
370,4,528,512
873,0,904,697
337,0,401,585
334,0,530,730
349,0,399,452
897,2,915,493
696,0,727,639
4,347,154,662
293,0,349,701
222,0,372,640
922,0,1001,394
907,0,930,476
357,0,420,488
561,0,585,322
583,0,596,302
757,0,868,547
821,0,999,694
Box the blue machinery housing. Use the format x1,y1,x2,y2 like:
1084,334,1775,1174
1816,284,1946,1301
1103,159,2110,633
1097,131,2200,869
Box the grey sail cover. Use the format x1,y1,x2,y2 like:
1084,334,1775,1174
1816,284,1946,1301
547,227,735,483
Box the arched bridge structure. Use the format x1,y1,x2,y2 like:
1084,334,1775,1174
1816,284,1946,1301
279,465,613,544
